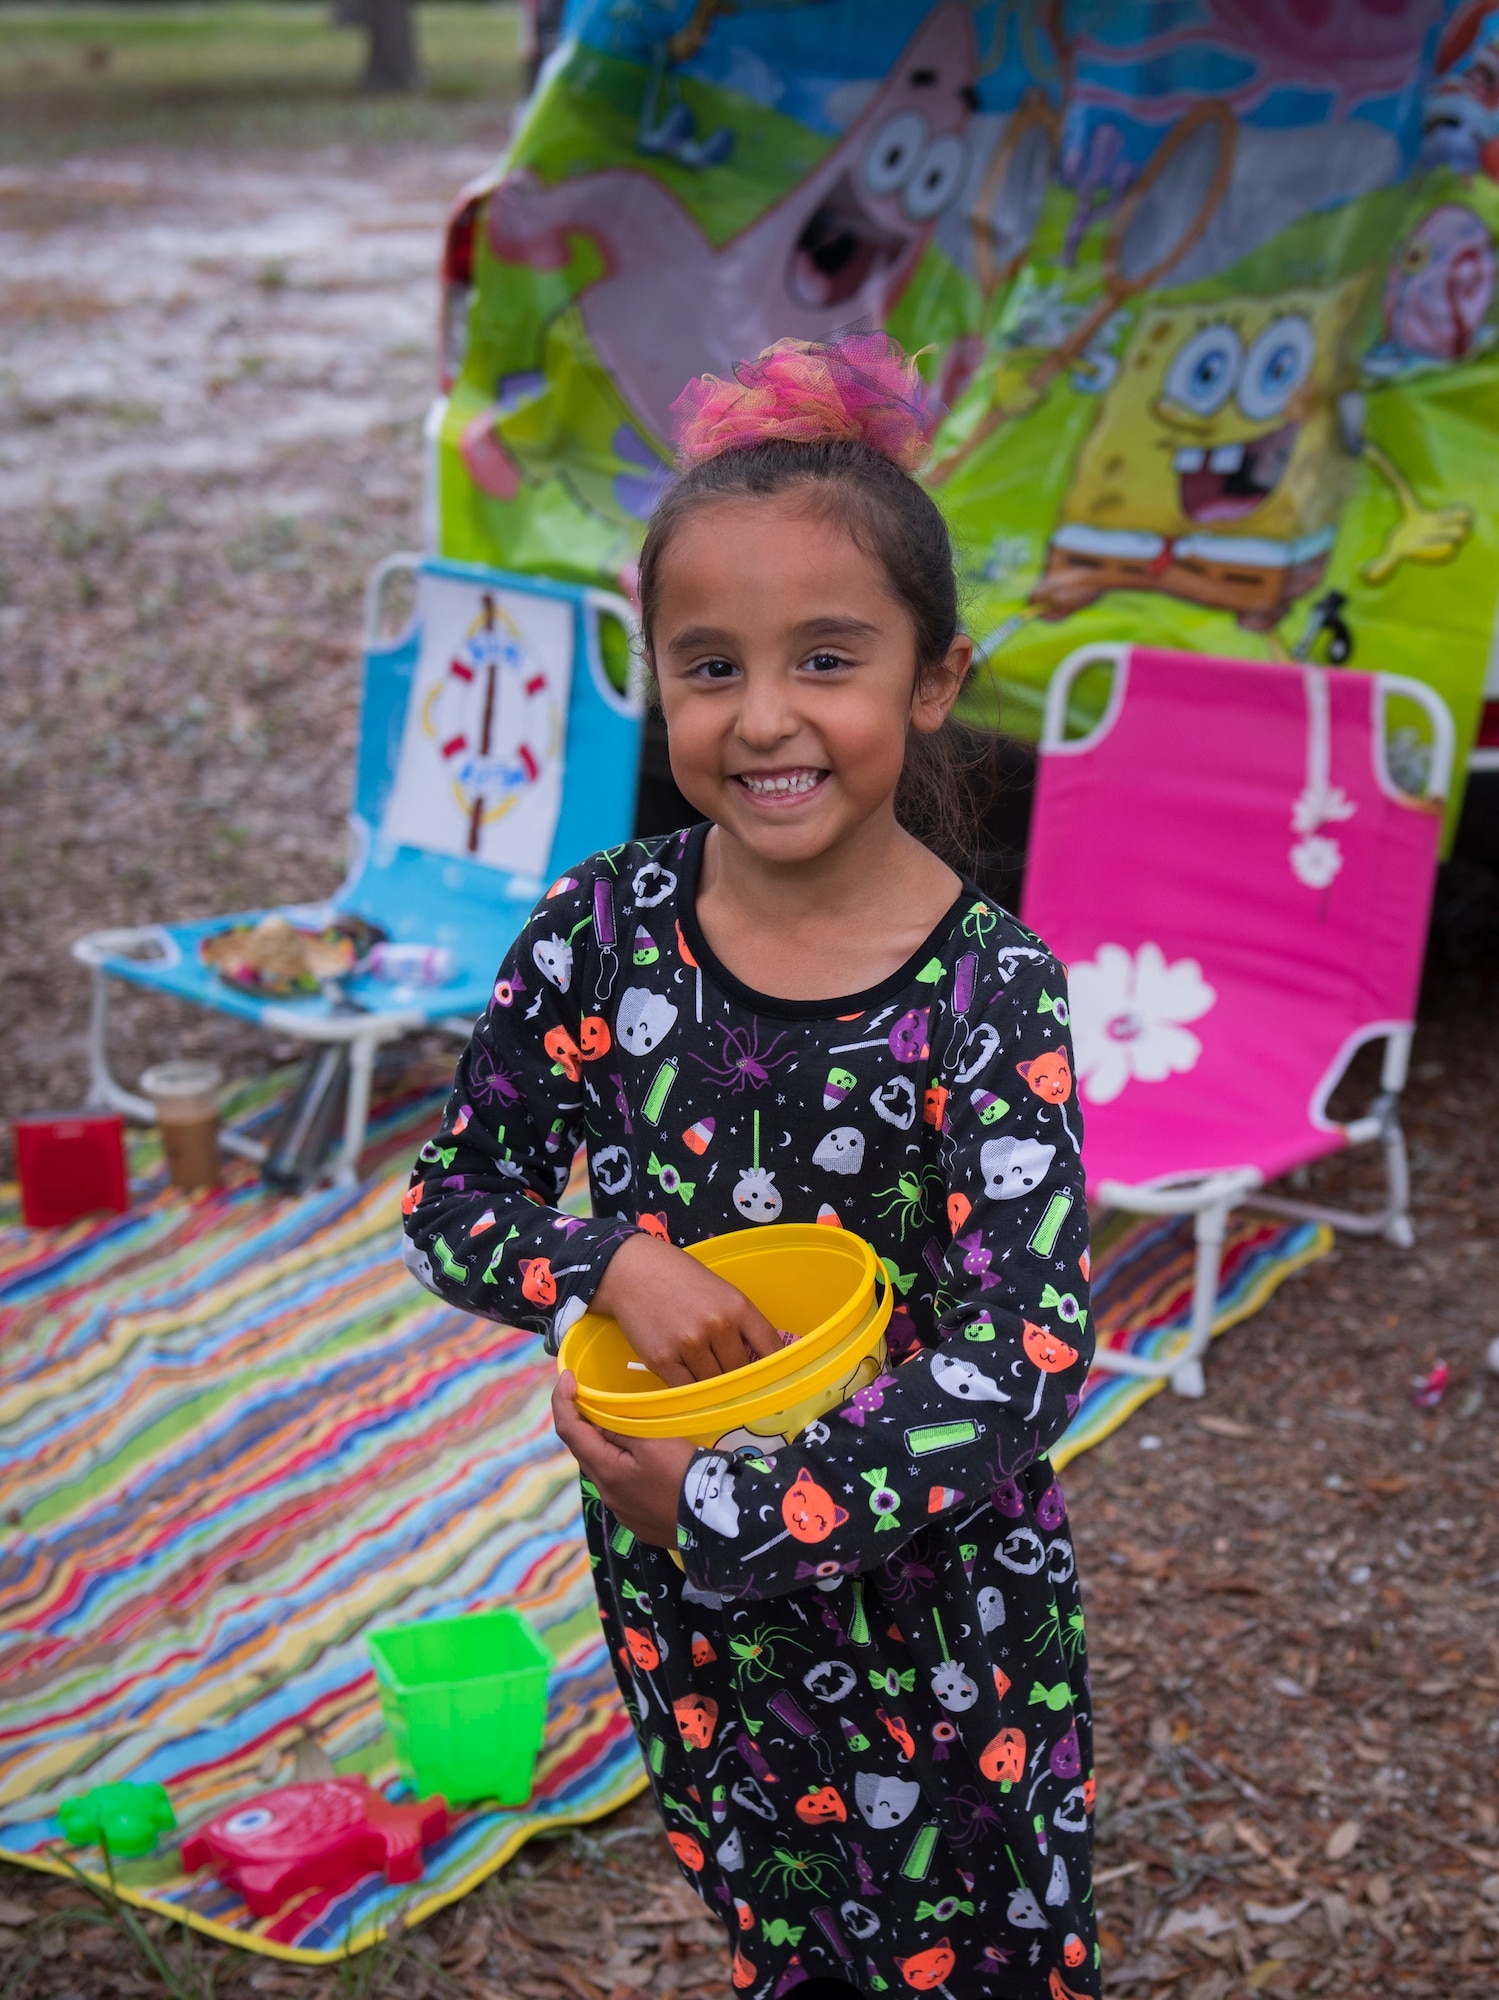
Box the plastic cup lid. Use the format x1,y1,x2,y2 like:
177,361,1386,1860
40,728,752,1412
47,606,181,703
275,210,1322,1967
139,1061,223,1100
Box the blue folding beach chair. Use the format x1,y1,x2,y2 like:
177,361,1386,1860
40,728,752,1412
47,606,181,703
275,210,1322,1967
74,556,644,1181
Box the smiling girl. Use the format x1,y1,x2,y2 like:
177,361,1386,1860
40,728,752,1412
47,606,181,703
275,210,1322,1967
404,336,1096,2000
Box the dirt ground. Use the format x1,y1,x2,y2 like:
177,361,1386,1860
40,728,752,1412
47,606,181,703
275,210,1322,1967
3,108,1498,2000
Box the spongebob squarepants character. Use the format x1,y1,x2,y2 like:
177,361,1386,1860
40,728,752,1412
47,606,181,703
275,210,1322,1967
425,591,563,854
1032,270,1476,631
1034,279,1371,631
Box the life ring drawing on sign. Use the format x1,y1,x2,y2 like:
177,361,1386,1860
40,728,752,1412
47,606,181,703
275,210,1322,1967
423,593,563,855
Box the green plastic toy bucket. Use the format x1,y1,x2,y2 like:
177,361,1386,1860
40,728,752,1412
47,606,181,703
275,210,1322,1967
368,1609,550,1806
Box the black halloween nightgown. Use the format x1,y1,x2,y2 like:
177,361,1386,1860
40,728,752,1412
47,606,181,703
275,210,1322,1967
404,824,1098,2000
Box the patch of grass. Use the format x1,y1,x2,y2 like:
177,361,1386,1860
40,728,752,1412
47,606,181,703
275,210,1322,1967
0,3,522,160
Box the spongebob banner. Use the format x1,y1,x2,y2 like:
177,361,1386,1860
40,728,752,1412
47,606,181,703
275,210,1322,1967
433,1,1499,835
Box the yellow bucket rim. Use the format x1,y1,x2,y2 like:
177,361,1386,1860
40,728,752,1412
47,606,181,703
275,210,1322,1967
572,1273,892,1440
560,1224,882,1416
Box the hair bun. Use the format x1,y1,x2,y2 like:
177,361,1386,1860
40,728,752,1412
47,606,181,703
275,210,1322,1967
669,334,940,473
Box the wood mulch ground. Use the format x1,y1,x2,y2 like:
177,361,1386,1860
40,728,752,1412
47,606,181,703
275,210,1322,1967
2,121,1497,2000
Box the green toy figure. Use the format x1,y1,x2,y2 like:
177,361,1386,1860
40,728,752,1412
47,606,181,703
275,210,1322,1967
58,1782,176,1858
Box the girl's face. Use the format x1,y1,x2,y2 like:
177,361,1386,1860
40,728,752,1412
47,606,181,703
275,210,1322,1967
651,493,965,867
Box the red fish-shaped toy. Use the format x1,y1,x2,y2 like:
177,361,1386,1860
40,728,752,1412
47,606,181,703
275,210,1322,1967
180,1778,447,1916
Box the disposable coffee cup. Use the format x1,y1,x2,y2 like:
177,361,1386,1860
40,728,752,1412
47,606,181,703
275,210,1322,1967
140,1061,223,1191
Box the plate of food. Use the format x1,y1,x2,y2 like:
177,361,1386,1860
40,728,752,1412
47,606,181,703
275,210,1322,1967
199,915,385,997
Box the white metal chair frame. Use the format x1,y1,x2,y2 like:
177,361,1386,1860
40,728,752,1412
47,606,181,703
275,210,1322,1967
73,556,643,1186
1042,644,1455,1398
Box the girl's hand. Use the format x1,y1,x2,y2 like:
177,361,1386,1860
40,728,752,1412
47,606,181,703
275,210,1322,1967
552,1371,697,1547
591,1231,783,1384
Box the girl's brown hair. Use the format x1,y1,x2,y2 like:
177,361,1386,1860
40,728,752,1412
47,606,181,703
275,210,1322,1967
636,435,988,872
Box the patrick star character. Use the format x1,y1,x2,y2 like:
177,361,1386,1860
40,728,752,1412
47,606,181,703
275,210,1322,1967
181,1779,448,1917
464,4,976,498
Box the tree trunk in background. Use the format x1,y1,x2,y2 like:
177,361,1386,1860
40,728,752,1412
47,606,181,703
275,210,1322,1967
361,0,419,91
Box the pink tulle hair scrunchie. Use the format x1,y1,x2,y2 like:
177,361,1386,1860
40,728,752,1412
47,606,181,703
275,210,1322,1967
669,334,940,474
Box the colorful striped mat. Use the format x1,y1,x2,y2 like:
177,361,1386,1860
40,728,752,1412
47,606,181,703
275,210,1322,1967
0,1069,1327,1960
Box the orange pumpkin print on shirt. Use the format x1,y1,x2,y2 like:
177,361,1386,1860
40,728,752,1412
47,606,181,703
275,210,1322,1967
794,1784,846,1823
1017,1048,1072,1103
782,1470,849,1544
980,1725,1026,1787
622,1626,660,1672
578,1014,611,1061
896,1940,955,1990
666,1831,704,1871
519,1257,556,1306
731,1947,756,1989
1023,1321,1079,1374
673,1692,718,1750
544,1025,583,1081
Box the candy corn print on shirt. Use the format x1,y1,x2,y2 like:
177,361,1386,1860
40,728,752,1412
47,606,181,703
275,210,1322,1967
404,824,1098,2000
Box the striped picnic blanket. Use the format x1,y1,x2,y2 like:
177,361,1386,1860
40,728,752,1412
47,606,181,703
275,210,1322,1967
0,1066,1325,1959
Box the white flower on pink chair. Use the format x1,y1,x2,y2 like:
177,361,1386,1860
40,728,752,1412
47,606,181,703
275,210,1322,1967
1069,942,1216,1105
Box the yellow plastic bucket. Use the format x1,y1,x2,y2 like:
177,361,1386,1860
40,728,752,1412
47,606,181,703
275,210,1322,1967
558,1224,892,1451
562,1225,883,1417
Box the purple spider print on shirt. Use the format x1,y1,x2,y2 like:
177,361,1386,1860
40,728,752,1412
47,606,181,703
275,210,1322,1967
879,1549,937,1603
690,1019,795,1094
947,1785,1004,1847
469,1040,521,1110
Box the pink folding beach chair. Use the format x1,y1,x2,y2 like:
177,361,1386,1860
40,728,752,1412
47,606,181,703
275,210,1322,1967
1021,645,1454,1397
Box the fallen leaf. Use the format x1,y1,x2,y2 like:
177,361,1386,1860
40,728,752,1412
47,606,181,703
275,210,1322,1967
1245,1959,1288,1990
1107,1954,1173,1985
0,1901,37,1927
1364,1475,1411,1495
1244,1898,1313,1926
1091,1860,1143,1888
1158,1903,1235,1941
1197,1414,1255,1439
1325,1818,1363,1862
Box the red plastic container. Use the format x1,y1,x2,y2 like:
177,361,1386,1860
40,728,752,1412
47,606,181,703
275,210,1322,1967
180,1778,448,1915
14,1113,129,1227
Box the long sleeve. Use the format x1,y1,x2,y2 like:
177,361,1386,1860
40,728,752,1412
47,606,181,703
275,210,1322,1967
401,864,636,1343
676,937,1091,1602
